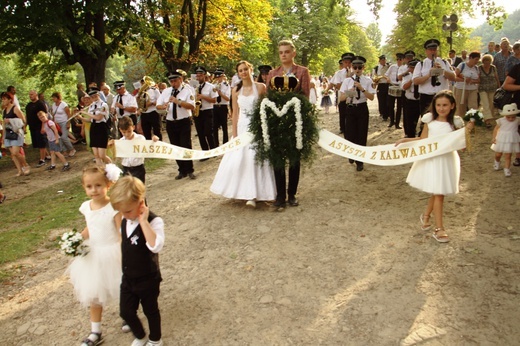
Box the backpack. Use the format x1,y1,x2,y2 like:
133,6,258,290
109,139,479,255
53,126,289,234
47,120,62,136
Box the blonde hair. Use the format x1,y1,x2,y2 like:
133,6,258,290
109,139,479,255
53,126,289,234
82,164,110,185
278,40,295,50
110,175,145,210
481,54,493,63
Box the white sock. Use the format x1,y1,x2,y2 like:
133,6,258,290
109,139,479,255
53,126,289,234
91,321,102,334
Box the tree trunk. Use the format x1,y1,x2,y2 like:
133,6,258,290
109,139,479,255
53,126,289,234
77,52,108,87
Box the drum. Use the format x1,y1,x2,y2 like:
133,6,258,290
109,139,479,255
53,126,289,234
389,85,403,97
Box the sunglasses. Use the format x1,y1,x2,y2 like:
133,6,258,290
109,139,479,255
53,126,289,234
352,66,363,70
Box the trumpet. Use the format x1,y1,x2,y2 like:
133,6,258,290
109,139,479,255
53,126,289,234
212,82,221,92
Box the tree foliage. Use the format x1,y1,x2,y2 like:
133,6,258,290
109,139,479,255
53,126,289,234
0,0,138,85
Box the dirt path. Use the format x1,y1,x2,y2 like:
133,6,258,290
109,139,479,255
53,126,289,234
1,100,519,345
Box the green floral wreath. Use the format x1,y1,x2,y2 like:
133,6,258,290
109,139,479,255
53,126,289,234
249,90,320,170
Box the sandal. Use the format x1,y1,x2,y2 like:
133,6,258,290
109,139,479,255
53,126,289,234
432,228,450,243
420,214,432,231
80,332,103,346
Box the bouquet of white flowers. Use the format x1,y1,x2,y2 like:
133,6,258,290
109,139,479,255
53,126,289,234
59,229,89,257
463,109,484,126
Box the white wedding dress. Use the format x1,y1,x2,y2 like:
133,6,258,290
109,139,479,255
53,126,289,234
210,83,276,201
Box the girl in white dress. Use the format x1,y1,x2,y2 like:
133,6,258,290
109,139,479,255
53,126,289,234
210,61,276,208
396,90,472,243
67,164,122,346
491,103,520,177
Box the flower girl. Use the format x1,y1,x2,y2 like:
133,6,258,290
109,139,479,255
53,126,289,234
67,164,122,346
491,103,520,177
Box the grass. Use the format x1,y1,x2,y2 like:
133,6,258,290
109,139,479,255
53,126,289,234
0,153,167,279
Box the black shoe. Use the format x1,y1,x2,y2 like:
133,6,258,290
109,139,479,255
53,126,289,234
288,196,299,207
273,200,286,209
36,160,46,167
46,165,56,171
61,164,71,172
514,158,520,167
175,173,186,180
348,159,354,164
199,158,210,162
388,122,394,127
395,126,402,129
356,163,364,171
188,173,196,180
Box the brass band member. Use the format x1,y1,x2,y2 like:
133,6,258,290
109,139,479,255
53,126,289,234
339,56,375,172
330,52,355,134
372,55,390,120
212,69,231,146
257,65,272,84
401,59,421,138
385,53,405,129
137,76,162,140
194,66,218,155
111,81,138,137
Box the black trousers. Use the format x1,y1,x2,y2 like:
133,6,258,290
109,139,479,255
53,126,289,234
166,118,194,175
194,109,216,150
377,84,389,118
123,164,146,183
403,98,421,138
141,111,162,141
345,103,369,166
274,161,300,203
212,105,229,146
387,92,403,125
120,274,162,342
338,101,347,133
419,93,434,115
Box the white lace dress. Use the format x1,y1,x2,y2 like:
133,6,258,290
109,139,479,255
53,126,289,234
406,120,461,195
210,84,276,201
67,201,121,307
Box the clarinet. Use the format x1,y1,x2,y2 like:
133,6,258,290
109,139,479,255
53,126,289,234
355,75,361,99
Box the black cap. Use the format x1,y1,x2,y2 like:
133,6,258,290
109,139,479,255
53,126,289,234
258,65,272,74
195,66,207,74
167,71,182,80
378,54,386,60
424,39,440,49
87,87,100,96
113,81,125,89
352,56,367,65
404,50,416,57
342,52,356,61
408,59,420,67
396,53,405,59
214,68,225,77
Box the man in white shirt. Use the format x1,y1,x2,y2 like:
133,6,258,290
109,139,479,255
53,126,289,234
194,66,218,154
330,52,355,134
212,69,231,146
385,53,404,129
372,55,390,120
137,76,163,141
111,81,138,133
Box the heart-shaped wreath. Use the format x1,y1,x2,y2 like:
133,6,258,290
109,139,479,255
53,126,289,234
249,90,320,170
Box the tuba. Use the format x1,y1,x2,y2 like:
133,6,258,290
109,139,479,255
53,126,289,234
372,63,390,86
137,76,155,113
193,88,201,117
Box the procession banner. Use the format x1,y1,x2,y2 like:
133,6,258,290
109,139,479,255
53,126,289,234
114,132,253,160
317,128,466,166
115,128,466,166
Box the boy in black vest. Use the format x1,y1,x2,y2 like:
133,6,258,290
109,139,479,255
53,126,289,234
110,176,165,346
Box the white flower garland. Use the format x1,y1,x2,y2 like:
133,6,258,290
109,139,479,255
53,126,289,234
259,97,303,150
105,163,123,182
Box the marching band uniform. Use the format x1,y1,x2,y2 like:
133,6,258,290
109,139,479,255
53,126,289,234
398,51,416,132
212,69,231,146
330,52,355,134
385,53,404,128
139,80,162,141
112,81,138,127
194,66,218,151
412,39,455,115
401,59,421,138
339,56,376,171
372,55,390,120
157,71,195,179
87,88,110,149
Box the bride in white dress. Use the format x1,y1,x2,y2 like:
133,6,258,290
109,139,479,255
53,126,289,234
210,61,276,207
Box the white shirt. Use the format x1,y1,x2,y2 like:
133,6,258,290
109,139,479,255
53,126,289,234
197,82,218,111
88,100,109,122
412,57,452,95
454,62,479,91
124,216,165,253
372,64,389,84
330,68,347,86
142,87,162,113
401,73,419,101
339,75,376,104
111,91,138,118
51,101,69,123
385,64,402,85
121,132,145,167
216,82,231,106
231,74,241,88
157,85,195,121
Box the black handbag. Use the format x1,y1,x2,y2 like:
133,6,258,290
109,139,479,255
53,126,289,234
493,87,514,110
5,129,18,140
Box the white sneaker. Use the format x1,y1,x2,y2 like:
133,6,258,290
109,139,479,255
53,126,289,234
131,338,148,346
245,200,256,208
504,168,512,177
493,161,500,170
146,340,164,346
